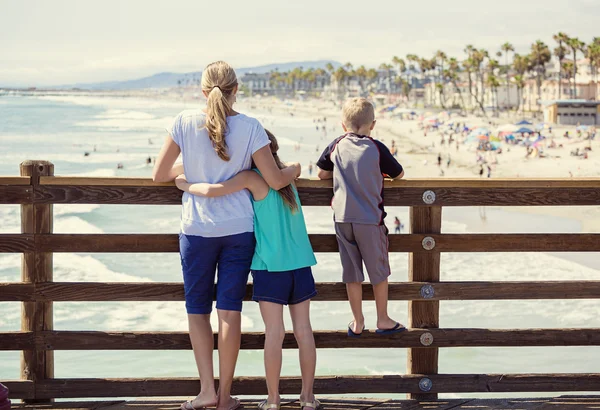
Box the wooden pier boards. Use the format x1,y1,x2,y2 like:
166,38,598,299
2,161,600,401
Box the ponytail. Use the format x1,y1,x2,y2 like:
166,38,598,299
201,61,238,161
264,129,299,213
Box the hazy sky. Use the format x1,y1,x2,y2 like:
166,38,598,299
1,0,598,86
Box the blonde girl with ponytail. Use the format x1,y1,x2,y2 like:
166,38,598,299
176,129,320,410
153,61,301,410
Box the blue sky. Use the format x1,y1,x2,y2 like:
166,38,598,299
1,0,598,86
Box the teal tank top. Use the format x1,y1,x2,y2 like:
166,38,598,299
250,172,317,272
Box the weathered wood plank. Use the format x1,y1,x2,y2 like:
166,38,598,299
0,186,32,204
20,160,54,403
32,185,600,206
28,328,600,351
408,207,442,400
3,380,34,400
0,331,35,350
27,374,600,398
39,176,600,189
12,397,600,410
32,233,600,253
0,283,35,301
35,185,182,205
0,177,31,185
0,234,35,252
3,281,600,302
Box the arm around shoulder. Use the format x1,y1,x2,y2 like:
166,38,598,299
252,145,300,190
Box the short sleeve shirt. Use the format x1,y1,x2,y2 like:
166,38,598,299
317,133,403,225
170,110,270,237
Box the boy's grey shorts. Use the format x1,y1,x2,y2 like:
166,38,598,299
334,222,391,285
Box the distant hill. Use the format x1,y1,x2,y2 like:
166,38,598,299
64,60,341,90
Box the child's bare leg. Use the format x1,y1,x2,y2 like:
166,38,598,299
346,282,364,333
372,279,403,329
187,314,218,408
259,301,285,406
290,300,316,406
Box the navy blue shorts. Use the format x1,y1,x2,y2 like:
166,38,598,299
179,232,255,315
251,267,317,305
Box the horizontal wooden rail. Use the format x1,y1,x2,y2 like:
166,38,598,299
0,186,32,204
3,281,600,302
5,374,600,398
39,176,600,189
0,234,35,252
0,176,31,184
3,233,600,253
2,328,599,351
32,185,600,206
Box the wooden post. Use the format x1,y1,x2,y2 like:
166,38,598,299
20,160,54,403
407,206,442,400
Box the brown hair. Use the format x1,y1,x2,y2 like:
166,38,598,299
201,61,238,161
265,129,299,213
342,97,375,132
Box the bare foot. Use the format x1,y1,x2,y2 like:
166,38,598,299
349,319,364,334
216,396,240,410
181,392,218,410
377,317,402,331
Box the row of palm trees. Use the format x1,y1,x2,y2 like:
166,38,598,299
254,33,600,114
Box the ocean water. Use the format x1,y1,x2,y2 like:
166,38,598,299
1,94,599,398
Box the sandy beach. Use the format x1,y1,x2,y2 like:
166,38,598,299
236,96,600,233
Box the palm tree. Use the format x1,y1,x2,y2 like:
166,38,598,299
530,40,551,111
355,65,368,96
445,57,467,113
500,42,515,108
366,68,379,94
379,63,394,96
486,74,501,115
488,59,500,111
562,61,575,98
587,38,600,87
553,32,570,99
567,37,586,98
325,63,335,76
513,75,526,112
392,56,406,81
333,67,349,99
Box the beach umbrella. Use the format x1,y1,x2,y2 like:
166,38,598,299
515,127,534,134
515,120,533,125
477,135,489,140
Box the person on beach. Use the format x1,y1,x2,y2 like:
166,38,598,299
316,97,406,337
175,130,320,410
394,217,402,234
152,61,300,410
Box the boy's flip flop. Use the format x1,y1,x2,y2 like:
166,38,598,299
376,322,406,335
347,321,365,338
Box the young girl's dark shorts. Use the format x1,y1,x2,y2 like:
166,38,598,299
251,267,317,305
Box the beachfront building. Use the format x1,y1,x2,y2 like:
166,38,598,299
522,80,598,112
240,73,273,96
544,100,600,125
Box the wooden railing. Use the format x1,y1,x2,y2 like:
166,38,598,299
1,160,600,402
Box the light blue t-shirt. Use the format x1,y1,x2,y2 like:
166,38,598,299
250,173,317,272
170,110,270,237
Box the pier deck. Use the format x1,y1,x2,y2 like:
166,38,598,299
12,396,600,409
